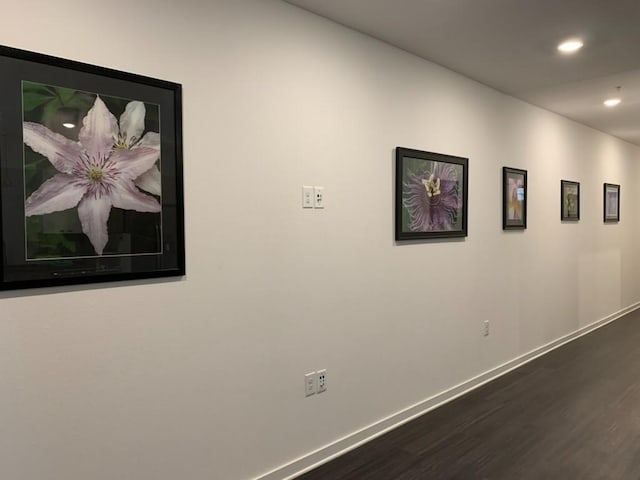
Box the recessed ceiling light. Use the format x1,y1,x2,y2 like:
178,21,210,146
62,122,75,129
604,86,622,107
557,39,583,54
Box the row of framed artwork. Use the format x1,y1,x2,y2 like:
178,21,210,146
503,167,620,229
395,147,620,241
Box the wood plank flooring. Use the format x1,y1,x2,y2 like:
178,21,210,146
297,310,640,479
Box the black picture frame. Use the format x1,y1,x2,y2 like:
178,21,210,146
395,147,468,241
561,180,580,221
603,183,620,223
502,167,527,230
0,45,184,290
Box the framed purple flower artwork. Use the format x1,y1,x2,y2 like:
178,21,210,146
395,147,468,240
0,45,184,290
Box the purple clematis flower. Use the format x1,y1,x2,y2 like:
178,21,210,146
403,162,461,231
23,96,161,255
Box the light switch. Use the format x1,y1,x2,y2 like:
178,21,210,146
302,186,314,208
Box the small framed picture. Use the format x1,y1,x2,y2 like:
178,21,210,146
561,180,580,221
395,147,468,240
503,167,527,230
603,183,620,222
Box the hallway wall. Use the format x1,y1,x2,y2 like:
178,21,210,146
0,1,638,479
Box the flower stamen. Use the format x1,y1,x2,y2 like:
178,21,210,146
88,166,104,183
113,132,139,150
422,174,441,198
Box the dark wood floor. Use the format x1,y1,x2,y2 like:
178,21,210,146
298,309,640,479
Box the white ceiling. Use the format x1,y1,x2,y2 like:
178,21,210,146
284,0,640,146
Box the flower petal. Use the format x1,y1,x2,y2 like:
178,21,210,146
111,181,161,212
134,165,161,196
79,96,118,161
111,147,160,180
77,195,112,255
137,131,160,149
119,101,146,143
25,174,86,216
23,122,83,174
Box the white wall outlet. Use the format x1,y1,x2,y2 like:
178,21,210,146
483,320,490,337
304,372,316,397
317,369,327,393
302,186,314,208
313,186,324,209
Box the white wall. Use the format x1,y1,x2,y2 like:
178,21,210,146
1,1,639,479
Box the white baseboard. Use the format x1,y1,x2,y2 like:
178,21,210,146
255,302,640,480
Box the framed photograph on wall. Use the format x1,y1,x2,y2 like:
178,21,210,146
0,45,184,290
603,183,620,222
561,180,580,221
502,167,527,230
395,147,468,240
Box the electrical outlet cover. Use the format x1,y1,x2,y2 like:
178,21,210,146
313,186,324,208
317,369,327,393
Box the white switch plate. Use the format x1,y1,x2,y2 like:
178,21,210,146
305,372,316,397
302,186,314,208
483,320,490,337
314,186,324,209
317,369,327,393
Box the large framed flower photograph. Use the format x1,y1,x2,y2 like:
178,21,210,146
0,45,184,290
502,167,527,230
395,147,468,240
